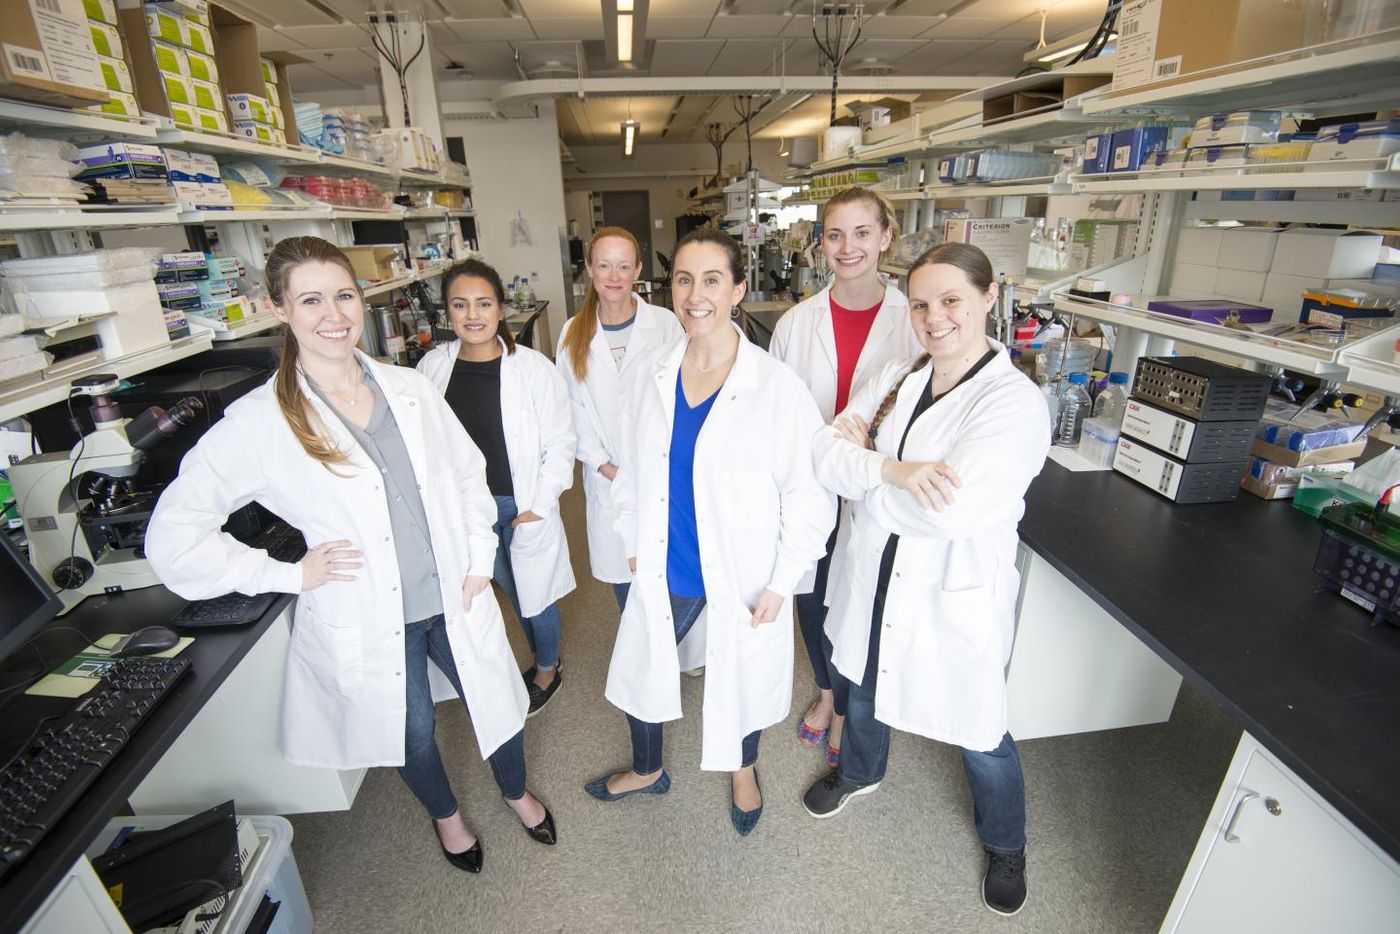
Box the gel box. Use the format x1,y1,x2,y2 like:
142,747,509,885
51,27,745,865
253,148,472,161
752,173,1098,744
1146,299,1272,324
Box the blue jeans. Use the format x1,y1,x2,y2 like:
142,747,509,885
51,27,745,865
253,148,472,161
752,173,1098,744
398,615,527,818
626,592,761,774
612,582,630,612
830,540,1027,854
794,525,839,692
492,495,563,670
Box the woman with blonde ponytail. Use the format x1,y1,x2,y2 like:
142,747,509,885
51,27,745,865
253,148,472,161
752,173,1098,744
148,236,557,876
800,243,1049,917
555,227,682,609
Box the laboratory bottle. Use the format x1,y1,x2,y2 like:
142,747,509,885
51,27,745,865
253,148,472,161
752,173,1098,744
1041,377,1062,441
1054,372,1092,447
518,277,535,311
1092,371,1130,426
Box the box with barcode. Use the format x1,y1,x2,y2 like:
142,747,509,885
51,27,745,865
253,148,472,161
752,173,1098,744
1113,0,1307,93
0,0,110,106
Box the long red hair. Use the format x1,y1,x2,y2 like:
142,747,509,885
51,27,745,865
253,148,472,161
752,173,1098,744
561,226,641,382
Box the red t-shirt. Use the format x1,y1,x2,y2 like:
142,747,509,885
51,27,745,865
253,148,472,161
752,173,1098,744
830,295,883,414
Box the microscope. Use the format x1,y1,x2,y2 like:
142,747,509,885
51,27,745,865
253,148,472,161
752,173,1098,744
9,374,203,614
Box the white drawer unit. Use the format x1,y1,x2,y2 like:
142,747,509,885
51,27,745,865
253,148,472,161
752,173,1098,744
1162,733,1400,933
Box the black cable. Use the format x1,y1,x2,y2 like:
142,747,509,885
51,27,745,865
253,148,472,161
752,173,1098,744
0,715,62,775
1067,0,1120,66
55,390,88,594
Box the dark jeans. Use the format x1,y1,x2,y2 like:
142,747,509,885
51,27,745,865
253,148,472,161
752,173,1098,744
626,592,761,774
612,581,630,612
492,495,563,669
829,539,1027,854
794,525,839,692
398,615,527,819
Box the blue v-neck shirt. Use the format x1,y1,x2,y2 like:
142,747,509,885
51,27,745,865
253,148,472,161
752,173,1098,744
667,372,721,598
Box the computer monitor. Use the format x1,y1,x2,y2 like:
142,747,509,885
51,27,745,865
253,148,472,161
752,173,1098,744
0,532,63,665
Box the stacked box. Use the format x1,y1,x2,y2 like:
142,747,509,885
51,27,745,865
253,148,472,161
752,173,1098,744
82,10,133,117
75,142,168,180
143,0,225,133
189,253,250,326
228,92,285,145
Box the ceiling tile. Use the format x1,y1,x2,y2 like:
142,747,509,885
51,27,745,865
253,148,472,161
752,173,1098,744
648,39,724,75
436,42,524,79
706,14,788,37
286,64,352,92
255,28,310,51
853,15,954,38
648,16,714,37
920,17,1008,39
439,0,515,16
232,0,334,27
517,0,601,15
650,0,721,13
890,38,991,72
707,39,792,75
274,23,375,48
529,16,606,38
439,18,540,39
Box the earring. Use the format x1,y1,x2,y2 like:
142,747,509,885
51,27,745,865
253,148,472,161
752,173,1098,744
730,306,740,319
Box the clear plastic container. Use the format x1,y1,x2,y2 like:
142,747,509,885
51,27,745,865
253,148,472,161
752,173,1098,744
1054,372,1092,447
1077,416,1121,468
1092,371,1131,426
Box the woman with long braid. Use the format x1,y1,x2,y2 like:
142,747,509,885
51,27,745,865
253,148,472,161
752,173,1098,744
799,243,1049,916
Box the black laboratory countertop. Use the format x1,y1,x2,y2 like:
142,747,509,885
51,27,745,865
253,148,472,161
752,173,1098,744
1020,463,1400,863
0,587,292,934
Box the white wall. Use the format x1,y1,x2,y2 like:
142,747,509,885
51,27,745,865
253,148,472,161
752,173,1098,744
449,103,570,346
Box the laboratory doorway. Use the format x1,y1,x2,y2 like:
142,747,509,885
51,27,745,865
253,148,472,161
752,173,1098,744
600,190,654,281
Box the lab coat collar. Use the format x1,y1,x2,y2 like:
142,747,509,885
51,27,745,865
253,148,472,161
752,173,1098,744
649,321,755,404
295,349,423,470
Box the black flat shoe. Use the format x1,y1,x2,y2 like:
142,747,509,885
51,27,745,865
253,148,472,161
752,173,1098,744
435,824,483,874
524,806,557,846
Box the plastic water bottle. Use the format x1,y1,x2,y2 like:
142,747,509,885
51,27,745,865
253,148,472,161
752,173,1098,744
1092,371,1130,427
508,275,521,307
517,276,535,311
1041,378,1062,440
1054,372,1092,447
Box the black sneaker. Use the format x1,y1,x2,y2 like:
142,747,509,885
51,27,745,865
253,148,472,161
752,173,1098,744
802,770,880,819
525,669,562,718
982,848,1027,916
522,656,563,687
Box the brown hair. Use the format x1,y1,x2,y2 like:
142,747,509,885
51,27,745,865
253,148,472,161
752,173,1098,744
866,242,995,442
822,187,901,263
673,228,745,284
441,257,516,355
561,226,640,381
265,236,362,469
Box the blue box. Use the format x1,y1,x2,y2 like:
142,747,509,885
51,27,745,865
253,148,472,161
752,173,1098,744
1083,132,1113,174
1110,126,1170,172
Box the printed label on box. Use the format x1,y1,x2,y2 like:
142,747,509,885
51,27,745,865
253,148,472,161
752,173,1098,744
1112,0,1163,91
3,44,51,82
30,0,105,91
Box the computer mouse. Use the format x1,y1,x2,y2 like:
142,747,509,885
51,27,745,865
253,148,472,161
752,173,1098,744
111,625,181,658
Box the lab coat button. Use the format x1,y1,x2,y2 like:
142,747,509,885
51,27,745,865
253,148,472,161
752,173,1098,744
381,467,387,474
408,400,415,406
384,536,390,542
392,585,399,592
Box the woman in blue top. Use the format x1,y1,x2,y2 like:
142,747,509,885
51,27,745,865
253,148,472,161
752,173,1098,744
585,230,835,836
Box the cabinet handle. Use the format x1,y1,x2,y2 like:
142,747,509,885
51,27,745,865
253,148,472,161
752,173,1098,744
1223,791,1259,843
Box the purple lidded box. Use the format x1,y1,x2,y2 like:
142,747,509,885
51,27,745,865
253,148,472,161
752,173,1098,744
1146,299,1273,324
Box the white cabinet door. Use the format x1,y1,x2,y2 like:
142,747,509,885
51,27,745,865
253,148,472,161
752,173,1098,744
1165,735,1400,933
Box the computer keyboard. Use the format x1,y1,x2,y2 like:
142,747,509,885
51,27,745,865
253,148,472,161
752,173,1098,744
170,522,305,628
0,656,191,880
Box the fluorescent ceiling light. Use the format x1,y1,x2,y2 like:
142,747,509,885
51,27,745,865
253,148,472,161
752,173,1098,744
622,119,639,157
1038,41,1087,63
618,12,633,62
618,0,633,9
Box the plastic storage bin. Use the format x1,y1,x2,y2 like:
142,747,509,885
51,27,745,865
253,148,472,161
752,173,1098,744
88,815,311,934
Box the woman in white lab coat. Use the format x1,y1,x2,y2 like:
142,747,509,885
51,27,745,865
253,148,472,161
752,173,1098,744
418,258,576,716
769,187,921,765
584,229,834,836
146,237,555,875
799,243,1049,916
556,226,682,610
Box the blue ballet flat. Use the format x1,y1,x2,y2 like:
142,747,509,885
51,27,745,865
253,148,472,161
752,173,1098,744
584,769,671,802
730,769,763,837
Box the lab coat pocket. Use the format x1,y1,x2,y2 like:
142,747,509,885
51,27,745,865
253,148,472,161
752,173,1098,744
933,586,999,660
509,513,552,556
291,608,364,698
721,469,777,531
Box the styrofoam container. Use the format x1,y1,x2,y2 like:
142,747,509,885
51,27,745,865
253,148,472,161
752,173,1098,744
1217,227,1280,272
88,814,311,934
11,281,160,317
1263,272,1338,321
1175,226,1223,266
1171,262,1219,296
1214,268,1267,303
1271,229,1382,280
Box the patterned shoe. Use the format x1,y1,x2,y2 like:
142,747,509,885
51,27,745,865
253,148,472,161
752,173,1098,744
796,699,829,748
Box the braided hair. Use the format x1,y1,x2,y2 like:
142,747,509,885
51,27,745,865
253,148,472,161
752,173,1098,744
864,242,996,446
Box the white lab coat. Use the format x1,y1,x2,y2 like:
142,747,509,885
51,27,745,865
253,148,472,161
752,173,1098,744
417,338,577,617
146,353,528,768
768,282,920,423
555,298,683,584
606,327,836,770
816,343,1050,752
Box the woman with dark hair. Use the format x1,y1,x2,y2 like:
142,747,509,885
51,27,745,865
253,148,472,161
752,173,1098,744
147,237,556,875
418,258,577,716
799,242,1049,916
556,227,683,612
585,229,834,836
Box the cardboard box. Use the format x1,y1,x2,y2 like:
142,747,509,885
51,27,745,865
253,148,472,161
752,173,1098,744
87,89,138,117
153,40,189,76
341,245,402,282
1175,226,1223,266
186,21,213,56
169,180,232,210
162,148,219,182
145,8,186,45
162,72,193,106
76,142,166,179
0,0,110,107
189,77,218,110
83,0,115,24
1240,474,1296,500
1214,267,1266,303
1110,125,1171,171
1251,438,1367,469
1083,133,1113,174
231,119,272,142
983,73,1109,124
1272,230,1382,280
191,106,226,132
168,101,195,126
97,53,131,93
226,92,270,124
942,217,1033,278
1112,0,1307,92
186,49,216,82
1217,227,1280,272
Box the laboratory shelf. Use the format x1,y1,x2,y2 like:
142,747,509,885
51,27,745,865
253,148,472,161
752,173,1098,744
0,100,159,139
0,333,214,424
1339,327,1400,398
360,262,451,300
930,178,1070,198
314,153,397,179
177,207,333,223
927,106,1128,148
402,207,474,220
1181,198,1400,227
326,206,405,221
205,312,283,342
1080,36,1400,119
1049,292,1353,376
154,128,320,164
0,208,182,232
1071,155,1400,194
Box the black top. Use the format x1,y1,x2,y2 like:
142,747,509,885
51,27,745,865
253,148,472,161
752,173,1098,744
1020,464,1400,863
444,355,513,497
